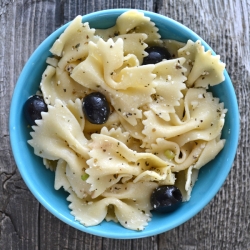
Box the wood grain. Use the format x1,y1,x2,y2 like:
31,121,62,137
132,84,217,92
0,0,249,249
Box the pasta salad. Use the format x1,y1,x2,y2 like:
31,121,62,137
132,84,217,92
25,10,227,231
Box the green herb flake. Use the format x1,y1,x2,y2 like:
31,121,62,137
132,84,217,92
81,173,89,181
164,150,175,160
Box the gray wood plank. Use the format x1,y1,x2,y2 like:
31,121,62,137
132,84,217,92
0,0,249,249
157,1,250,249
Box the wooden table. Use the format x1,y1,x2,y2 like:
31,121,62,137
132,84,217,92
1,0,249,249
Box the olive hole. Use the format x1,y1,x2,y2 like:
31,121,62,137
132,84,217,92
172,190,182,201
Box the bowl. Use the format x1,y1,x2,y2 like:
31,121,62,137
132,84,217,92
9,9,239,239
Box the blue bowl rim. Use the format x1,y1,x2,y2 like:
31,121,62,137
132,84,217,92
9,8,240,239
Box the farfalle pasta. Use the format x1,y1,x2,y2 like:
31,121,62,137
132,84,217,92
27,10,227,231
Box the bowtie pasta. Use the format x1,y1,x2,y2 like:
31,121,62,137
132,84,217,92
28,10,226,231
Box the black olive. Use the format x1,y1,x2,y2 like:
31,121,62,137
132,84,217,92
150,185,183,213
142,46,172,65
23,95,48,125
82,92,110,124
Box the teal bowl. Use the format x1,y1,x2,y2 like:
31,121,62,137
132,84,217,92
9,9,239,239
